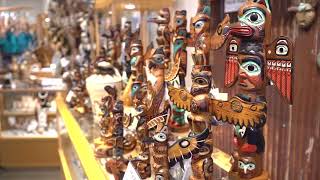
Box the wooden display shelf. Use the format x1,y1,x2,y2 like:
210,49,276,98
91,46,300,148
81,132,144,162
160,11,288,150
0,136,59,167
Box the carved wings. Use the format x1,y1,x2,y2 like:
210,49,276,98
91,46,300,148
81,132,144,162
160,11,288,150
168,128,209,167
168,86,267,127
165,57,181,82
209,97,267,127
266,36,294,104
168,86,193,111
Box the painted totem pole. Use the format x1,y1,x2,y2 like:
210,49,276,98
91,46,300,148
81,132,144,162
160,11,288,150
168,0,268,179
149,8,171,67
166,10,190,132
211,0,294,179
145,47,170,179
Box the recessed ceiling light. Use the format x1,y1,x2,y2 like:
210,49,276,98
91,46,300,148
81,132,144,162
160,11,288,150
124,3,135,10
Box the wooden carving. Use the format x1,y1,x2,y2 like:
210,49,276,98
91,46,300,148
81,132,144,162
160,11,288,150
211,0,294,179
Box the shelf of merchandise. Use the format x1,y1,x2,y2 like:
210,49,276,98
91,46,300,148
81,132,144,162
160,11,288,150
56,94,108,180
0,88,63,168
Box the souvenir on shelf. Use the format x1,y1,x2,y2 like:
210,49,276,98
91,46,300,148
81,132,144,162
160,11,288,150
168,0,268,179
145,47,171,179
166,10,190,133
211,0,295,179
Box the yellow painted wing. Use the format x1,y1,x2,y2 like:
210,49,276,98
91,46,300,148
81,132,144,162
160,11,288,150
209,96,267,127
168,86,194,111
168,129,209,167
165,57,181,82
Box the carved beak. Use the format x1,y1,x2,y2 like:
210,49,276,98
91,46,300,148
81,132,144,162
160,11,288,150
229,22,253,38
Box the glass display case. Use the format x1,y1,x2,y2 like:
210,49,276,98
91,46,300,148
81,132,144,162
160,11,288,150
56,94,108,180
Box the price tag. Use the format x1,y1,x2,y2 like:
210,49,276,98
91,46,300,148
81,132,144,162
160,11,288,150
123,162,141,180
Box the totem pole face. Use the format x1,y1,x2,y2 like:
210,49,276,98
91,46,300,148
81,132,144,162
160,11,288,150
229,0,271,41
191,14,210,40
190,66,212,96
174,10,187,33
237,54,265,91
130,41,143,57
147,48,166,78
238,153,262,179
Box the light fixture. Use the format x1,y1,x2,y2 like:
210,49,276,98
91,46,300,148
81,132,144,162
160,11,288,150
124,3,135,10
108,11,112,15
45,17,50,23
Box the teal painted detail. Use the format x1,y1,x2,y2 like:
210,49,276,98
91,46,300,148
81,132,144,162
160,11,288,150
173,39,183,57
130,57,138,66
203,6,211,16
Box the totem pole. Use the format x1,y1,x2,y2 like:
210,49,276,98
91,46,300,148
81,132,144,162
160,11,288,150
211,0,294,179
121,21,134,78
168,0,268,179
130,81,152,179
144,47,171,179
149,8,171,67
122,39,145,106
166,10,190,133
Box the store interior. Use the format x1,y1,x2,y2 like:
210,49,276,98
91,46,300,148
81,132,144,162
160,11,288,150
0,0,319,180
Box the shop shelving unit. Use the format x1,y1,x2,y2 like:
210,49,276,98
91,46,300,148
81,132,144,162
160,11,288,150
0,87,64,168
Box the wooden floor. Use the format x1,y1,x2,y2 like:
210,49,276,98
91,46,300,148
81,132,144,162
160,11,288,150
0,168,61,180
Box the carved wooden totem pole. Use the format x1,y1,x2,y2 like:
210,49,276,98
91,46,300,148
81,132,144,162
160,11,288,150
168,0,268,179
166,10,190,132
145,47,170,179
149,8,171,67
212,0,294,179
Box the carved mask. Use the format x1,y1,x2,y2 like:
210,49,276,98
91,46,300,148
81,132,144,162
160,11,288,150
288,3,317,29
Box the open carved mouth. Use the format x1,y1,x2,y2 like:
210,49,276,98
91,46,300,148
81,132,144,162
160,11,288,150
230,26,253,37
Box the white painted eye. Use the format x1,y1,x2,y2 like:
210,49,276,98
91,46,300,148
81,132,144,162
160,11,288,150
154,132,167,142
248,163,256,170
276,44,288,56
238,161,245,169
131,47,139,53
229,43,238,52
155,175,164,180
194,20,205,29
